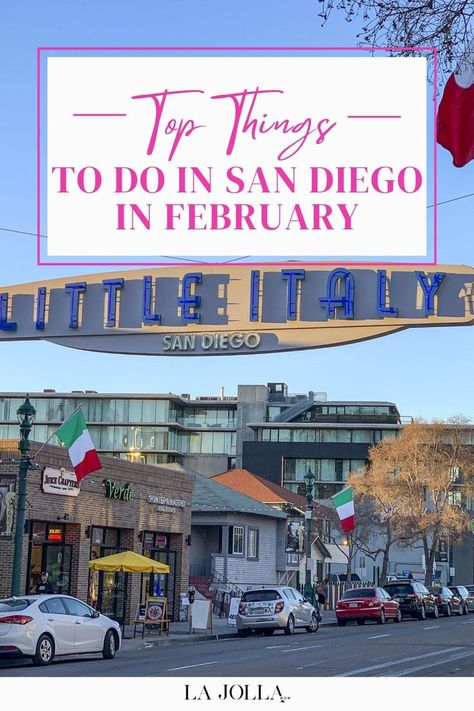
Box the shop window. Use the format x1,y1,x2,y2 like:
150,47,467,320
104,528,120,546
247,529,259,559
228,526,244,555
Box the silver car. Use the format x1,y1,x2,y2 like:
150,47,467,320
236,586,319,636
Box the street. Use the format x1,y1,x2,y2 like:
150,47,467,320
1,614,474,677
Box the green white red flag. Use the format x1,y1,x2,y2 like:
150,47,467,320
437,55,474,167
56,409,102,483
332,486,355,532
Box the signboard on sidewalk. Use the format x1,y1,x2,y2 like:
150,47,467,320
227,596,241,626
190,599,213,633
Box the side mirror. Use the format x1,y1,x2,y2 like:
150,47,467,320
92,610,100,618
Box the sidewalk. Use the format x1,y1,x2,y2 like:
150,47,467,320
120,610,337,652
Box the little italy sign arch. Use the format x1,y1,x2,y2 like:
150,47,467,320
0,265,473,356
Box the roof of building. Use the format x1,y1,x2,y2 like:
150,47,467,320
211,469,337,521
191,472,287,519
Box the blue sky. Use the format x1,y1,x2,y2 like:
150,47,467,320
0,0,473,420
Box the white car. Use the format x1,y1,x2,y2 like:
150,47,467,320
0,595,121,666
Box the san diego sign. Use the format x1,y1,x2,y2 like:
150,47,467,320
0,265,472,355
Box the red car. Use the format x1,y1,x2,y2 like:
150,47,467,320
336,587,402,626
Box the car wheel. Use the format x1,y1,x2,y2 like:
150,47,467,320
102,630,117,660
356,619,366,626
432,604,439,619
32,634,55,666
337,619,346,627
445,604,451,618
377,609,386,625
305,613,319,633
284,614,295,635
394,609,402,623
263,629,275,636
418,604,426,621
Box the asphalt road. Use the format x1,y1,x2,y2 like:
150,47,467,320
1,613,474,677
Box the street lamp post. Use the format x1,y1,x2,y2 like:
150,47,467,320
11,396,36,596
303,467,315,602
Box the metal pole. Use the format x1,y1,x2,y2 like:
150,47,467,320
304,468,314,602
11,397,35,596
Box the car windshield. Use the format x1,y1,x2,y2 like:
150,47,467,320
0,598,33,612
384,584,411,596
342,588,376,599
241,590,282,602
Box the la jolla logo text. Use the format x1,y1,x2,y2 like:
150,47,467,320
44,53,428,261
184,684,289,703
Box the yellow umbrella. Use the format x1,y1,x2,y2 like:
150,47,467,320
88,551,170,637
88,550,170,573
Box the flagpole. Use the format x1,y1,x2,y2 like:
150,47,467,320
30,403,85,460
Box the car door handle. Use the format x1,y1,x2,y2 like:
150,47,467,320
74,620,81,625
47,618,54,622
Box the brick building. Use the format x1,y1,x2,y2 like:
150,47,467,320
0,441,193,623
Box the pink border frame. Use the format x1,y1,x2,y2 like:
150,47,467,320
37,46,438,268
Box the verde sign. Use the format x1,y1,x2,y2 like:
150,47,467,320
0,265,473,355
104,480,133,502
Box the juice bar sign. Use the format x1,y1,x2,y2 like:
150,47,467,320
0,265,473,355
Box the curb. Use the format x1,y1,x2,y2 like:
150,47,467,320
122,621,338,651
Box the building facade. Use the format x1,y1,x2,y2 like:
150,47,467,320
0,385,401,490
0,441,193,622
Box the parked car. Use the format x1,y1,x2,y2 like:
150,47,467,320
448,585,474,613
427,586,462,617
236,586,319,636
383,580,438,620
336,587,402,626
464,584,474,595
0,595,121,666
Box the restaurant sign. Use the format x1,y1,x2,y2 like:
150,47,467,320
0,264,473,355
41,467,80,497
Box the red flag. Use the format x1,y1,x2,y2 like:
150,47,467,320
437,59,474,168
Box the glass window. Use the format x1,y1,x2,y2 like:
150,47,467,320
248,529,259,559
0,598,33,612
352,429,373,443
241,590,282,602
284,588,297,599
228,526,244,555
39,598,67,614
63,598,93,617
101,400,115,422
104,529,119,546
342,588,375,598
32,522,47,544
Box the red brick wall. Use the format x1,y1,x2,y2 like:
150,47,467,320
0,441,194,621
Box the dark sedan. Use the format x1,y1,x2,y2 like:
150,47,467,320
383,580,438,620
449,586,474,614
427,586,462,617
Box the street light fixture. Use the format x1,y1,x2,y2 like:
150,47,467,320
303,466,315,602
11,395,36,595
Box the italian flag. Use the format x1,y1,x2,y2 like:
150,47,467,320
56,409,102,483
437,55,474,167
333,486,355,532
